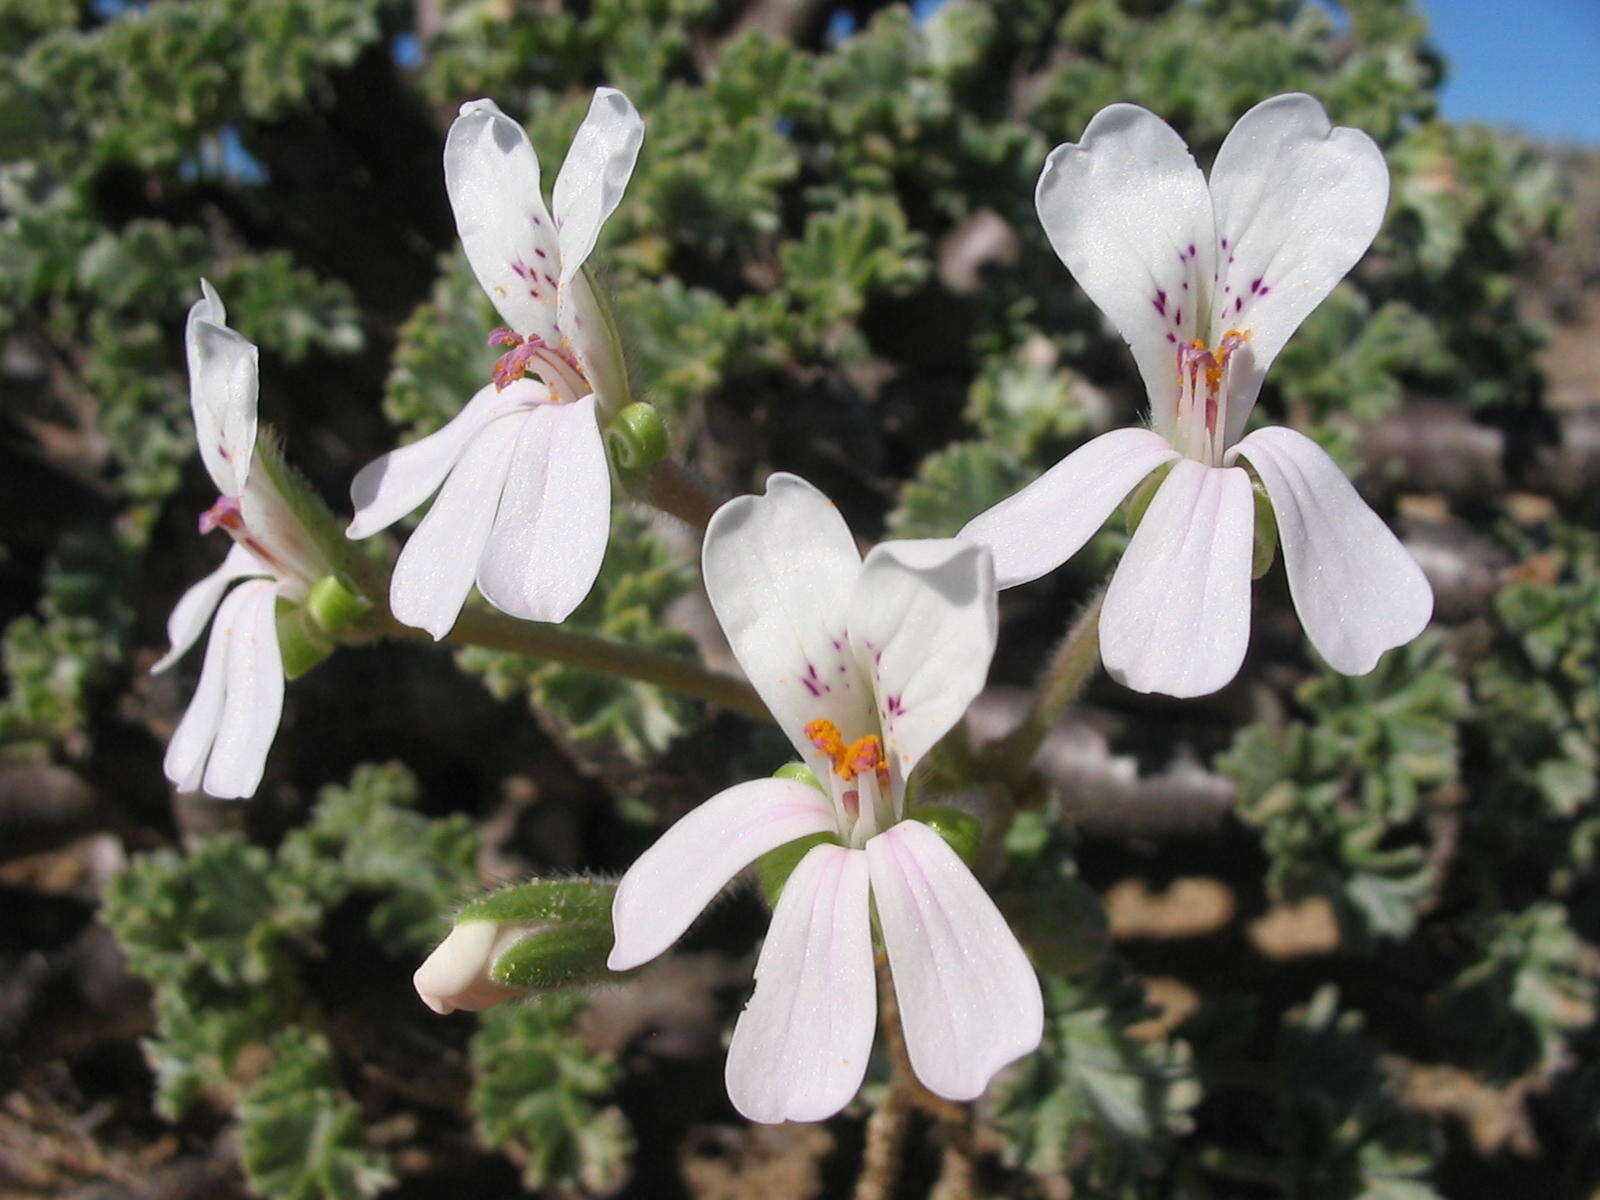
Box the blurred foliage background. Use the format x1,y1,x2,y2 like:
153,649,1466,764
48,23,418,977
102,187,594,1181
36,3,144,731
3,0,1599,1197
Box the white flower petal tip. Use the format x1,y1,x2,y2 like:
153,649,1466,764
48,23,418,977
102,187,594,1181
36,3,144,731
185,288,259,499
414,921,522,1015
725,843,875,1124
152,544,264,674
607,777,837,972
1100,460,1255,698
346,381,543,541
444,96,562,343
866,821,1043,1102
553,87,644,287
1230,426,1432,675
163,578,284,800
701,473,872,761
476,394,610,625
387,412,524,641
848,538,998,778
960,428,1180,589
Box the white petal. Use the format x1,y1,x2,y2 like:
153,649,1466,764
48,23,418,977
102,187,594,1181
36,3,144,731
608,778,838,971
1036,104,1217,435
1207,93,1389,447
202,579,284,799
1100,459,1254,698
186,300,258,498
725,843,874,1124
959,428,1180,588
866,821,1042,1102
389,414,523,640
347,380,544,539
1230,426,1431,674
552,87,644,287
702,473,876,762
152,543,266,674
475,393,610,624
445,99,563,343
163,586,236,793
848,540,996,784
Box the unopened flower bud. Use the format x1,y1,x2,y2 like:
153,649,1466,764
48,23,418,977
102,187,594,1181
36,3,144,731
415,878,619,1015
413,921,527,1015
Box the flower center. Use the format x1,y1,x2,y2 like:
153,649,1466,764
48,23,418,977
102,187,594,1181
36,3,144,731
804,718,889,788
1174,328,1250,465
199,494,288,577
487,328,589,402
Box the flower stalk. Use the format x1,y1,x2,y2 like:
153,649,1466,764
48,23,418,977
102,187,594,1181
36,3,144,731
371,605,772,724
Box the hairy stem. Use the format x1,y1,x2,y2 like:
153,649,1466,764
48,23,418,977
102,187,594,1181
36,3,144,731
627,459,726,531
372,607,772,724
977,588,1105,780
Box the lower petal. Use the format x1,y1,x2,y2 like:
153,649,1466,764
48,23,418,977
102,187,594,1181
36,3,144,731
476,394,611,624
1100,459,1254,697
201,579,285,799
153,543,264,674
163,589,237,793
865,821,1042,1102
389,416,523,640
1229,426,1432,674
347,380,543,539
725,843,874,1124
960,428,1179,589
608,778,838,971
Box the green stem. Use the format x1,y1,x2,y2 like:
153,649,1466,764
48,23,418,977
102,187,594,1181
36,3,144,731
372,607,772,725
625,458,725,531
977,588,1105,781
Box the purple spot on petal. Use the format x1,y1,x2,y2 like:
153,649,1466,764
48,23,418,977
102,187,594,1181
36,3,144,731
1250,276,1264,294
534,248,548,258
544,273,558,289
1152,289,1167,317
1220,237,1229,249
1259,285,1270,296
1174,307,1182,326
1166,332,1176,343
1188,243,1196,256
1235,296,1244,313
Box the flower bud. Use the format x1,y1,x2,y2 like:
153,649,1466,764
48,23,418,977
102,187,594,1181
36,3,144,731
415,878,619,1015
605,401,669,471
413,921,526,1015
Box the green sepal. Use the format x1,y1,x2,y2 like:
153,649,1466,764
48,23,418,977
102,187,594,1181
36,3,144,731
307,575,371,635
1251,481,1278,579
490,924,615,990
605,402,670,471
773,761,827,794
1120,461,1173,537
459,877,616,926
757,833,834,907
275,598,333,680
912,804,983,866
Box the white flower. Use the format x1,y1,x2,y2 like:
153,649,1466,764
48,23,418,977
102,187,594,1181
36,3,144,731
347,89,644,638
156,282,332,799
413,920,527,1015
961,94,1433,698
608,474,1042,1124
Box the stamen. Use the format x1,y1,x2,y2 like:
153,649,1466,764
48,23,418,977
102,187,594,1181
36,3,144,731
803,718,890,786
198,495,243,535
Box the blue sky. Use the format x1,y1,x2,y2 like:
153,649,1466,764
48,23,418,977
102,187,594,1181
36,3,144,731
1425,0,1600,144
